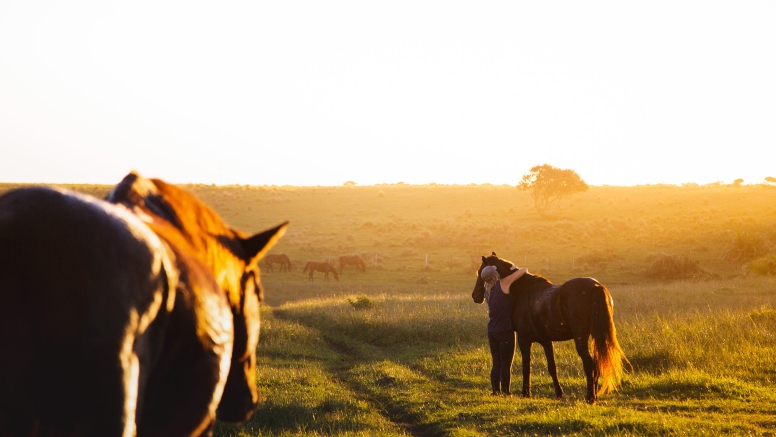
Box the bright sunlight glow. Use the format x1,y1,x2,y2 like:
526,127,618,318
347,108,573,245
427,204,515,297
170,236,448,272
0,1,774,186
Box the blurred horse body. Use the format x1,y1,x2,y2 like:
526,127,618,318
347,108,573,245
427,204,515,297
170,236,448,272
0,172,286,436
339,255,366,274
265,254,292,272
304,262,339,281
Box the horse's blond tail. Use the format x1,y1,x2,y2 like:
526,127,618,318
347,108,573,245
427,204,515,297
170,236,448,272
590,283,631,396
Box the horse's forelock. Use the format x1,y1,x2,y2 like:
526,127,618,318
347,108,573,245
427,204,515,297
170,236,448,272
150,179,233,237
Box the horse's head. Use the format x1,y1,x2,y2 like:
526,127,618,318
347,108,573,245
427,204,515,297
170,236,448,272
107,172,287,423
332,270,339,281
471,252,517,304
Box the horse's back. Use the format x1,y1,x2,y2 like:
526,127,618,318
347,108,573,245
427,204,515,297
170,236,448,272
0,187,172,436
515,282,564,340
515,277,603,342
556,277,605,338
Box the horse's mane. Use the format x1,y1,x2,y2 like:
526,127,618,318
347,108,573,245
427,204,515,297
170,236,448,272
107,172,249,307
150,178,242,240
109,172,239,241
484,254,553,289
519,272,553,287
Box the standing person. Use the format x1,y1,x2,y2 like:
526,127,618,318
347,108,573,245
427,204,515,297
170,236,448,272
480,263,527,395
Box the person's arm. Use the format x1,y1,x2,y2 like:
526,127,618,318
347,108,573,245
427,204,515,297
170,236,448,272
499,267,527,294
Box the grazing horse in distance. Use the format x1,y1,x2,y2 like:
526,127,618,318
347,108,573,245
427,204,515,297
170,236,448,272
0,172,287,437
339,255,366,274
304,261,339,281
472,252,630,404
265,253,292,272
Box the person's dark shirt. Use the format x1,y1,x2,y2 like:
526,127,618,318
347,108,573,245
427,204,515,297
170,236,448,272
486,281,514,332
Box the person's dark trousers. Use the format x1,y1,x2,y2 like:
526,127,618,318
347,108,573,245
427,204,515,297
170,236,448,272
488,329,516,394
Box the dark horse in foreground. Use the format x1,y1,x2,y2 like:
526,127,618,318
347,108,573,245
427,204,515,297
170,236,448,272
472,253,629,404
0,172,287,437
339,255,366,274
265,253,292,272
303,262,339,281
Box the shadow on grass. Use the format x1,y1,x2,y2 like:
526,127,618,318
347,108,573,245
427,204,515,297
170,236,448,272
503,417,683,436
628,349,676,374
215,397,379,437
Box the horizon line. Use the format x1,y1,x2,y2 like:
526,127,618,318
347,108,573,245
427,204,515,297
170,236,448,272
1,180,772,189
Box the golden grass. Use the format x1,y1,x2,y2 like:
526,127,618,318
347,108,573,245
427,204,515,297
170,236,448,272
4,181,776,435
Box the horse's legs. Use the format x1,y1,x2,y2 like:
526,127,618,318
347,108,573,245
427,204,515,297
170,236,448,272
308,270,314,281
574,337,597,404
540,341,564,399
517,336,532,398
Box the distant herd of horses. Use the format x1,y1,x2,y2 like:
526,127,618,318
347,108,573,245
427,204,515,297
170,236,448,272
0,173,629,436
265,253,366,282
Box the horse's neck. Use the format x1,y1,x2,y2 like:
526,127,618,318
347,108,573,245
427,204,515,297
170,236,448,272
517,274,550,291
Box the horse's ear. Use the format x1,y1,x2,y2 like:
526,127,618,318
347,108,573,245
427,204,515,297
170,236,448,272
242,222,289,266
492,251,497,257
481,256,487,263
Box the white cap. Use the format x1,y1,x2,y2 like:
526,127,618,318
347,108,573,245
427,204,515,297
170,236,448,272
480,265,498,281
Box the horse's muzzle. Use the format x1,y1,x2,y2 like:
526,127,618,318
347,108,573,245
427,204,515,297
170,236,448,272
216,360,260,423
216,386,260,423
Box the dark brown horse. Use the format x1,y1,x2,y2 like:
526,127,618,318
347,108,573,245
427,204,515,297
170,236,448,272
472,252,629,404
265,254,292,272
303,262,339,281
339,255,366,274
0,172,287,437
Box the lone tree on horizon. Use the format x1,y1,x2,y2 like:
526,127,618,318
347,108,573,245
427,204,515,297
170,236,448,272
518,164,589,216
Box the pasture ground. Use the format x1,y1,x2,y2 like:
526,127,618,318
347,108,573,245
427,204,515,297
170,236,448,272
3,181,775,436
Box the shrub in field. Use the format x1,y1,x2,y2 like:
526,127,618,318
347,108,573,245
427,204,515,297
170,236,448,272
348,295,376,310
721,230,770,262
749,306,776,325
400,248,418,257
577,250,622,267
747,254,776,275
646,253,707,280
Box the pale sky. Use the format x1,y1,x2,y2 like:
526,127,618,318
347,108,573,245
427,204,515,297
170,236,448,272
1,1,774,186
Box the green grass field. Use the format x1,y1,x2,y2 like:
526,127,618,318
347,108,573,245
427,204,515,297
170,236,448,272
3,181,775,436
209,275,776,436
